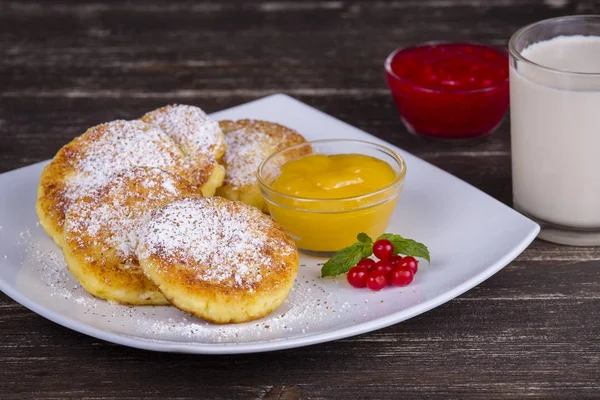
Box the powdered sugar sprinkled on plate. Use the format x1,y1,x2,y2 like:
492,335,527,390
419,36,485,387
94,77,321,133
18,228,92,304
136,278,337,341
13,230,378,345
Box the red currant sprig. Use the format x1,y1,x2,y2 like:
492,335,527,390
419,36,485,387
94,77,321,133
346,238,423,291
321,232,429,291
347,256,416,290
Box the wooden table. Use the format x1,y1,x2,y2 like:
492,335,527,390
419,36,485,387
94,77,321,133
2,1,600,398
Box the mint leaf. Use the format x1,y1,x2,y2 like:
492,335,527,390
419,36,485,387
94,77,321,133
321,241,373,277
357,232,373,244
378,233,430,262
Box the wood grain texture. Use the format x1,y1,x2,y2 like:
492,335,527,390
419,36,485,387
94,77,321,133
2,0,600,399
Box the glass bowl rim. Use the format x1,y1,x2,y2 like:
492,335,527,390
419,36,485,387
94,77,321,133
257,138,406,203
508,15,600,77
384,40,509,95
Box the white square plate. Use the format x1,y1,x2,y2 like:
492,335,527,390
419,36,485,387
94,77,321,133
0,94,539,354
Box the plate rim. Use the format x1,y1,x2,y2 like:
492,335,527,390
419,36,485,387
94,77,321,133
0,94,540,354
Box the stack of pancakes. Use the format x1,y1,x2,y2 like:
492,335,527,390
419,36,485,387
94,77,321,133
37,105,306,324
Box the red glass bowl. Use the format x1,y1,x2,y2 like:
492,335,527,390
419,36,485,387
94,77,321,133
385,42,509,139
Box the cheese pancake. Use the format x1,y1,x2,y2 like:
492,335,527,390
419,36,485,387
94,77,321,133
136,197,299,323
36,120,189,247
63,167,202,305
142,105,226,197
216,120,307,212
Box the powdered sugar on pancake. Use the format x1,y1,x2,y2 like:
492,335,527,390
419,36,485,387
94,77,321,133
137,197,295,288
142,104,224,159
220,120,306,190
66,120,185,203
66,168,200,260
223,129,276,189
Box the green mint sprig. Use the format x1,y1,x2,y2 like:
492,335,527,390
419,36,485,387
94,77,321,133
320,233,373,277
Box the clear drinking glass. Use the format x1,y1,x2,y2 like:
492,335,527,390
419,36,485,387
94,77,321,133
509,16,600,245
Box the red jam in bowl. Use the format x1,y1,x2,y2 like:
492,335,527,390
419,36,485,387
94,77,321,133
385,43,509,139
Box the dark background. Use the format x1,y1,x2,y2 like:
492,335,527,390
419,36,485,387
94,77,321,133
2,0,600,398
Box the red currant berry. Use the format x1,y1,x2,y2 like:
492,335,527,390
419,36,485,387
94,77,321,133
398,256,418,274
366,271,387,291
390,267,414,287
389,255,404,267
356,258,376,271
347,266,369,288
373,260,394,283
373,239,394,260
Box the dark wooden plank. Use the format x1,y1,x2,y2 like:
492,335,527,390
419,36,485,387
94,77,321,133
1,0,598,98
0,94,511,172
0,0,597,99
0,93,513,177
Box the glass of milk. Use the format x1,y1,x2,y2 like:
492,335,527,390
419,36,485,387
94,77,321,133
509,15,600,246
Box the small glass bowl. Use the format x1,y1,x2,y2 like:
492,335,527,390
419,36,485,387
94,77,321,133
257,139,406,256
385,42,510,139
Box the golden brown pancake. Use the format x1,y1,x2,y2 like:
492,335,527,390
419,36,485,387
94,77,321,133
136,196,299,323
216,119,307,212
36,120,190,247
141,105,226,197
62,167,203,305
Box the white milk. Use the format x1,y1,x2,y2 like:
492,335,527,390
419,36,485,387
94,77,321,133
511,36,600,228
